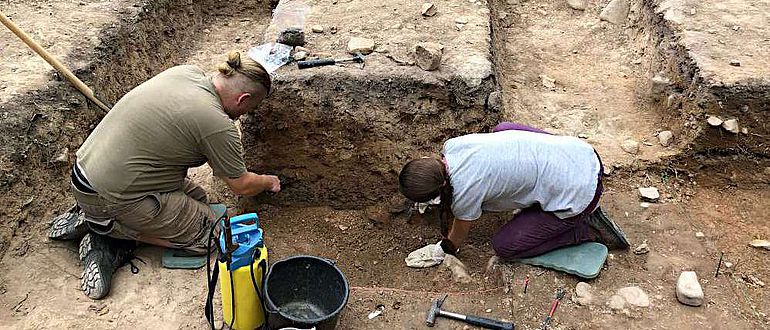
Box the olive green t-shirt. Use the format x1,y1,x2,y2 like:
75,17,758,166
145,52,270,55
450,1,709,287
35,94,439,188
76,65,247,202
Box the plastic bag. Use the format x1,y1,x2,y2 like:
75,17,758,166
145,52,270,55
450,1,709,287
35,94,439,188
247,42,293,73
271,0,311,31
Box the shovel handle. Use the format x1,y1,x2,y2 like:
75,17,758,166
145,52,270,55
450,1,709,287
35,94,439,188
297,58,336,69
0,11,111,113
464,315,515,330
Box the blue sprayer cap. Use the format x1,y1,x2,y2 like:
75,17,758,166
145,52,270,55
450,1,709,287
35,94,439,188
219,213,264,270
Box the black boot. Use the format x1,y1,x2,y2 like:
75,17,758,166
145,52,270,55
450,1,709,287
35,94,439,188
79,233,136,300
586,206,630,250
49,204,89,241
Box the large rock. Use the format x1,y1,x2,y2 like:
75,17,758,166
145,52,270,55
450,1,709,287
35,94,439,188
599,0,630,25
658,130,674,147
638,187,660,202
567,0,587,10
441,254,472,284
421,3,437,17
617,286,650,307
347,37,376,55
573,282,594,306
276,27,305,46
722,119,739,134
620,139,640,154
634,242,650,255
414,42,444,71
676,271,704,307
650,74,671,99
707,116,723,126
607,295,625,310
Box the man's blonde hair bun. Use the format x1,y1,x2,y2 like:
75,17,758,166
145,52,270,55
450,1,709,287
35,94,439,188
217,51,272,92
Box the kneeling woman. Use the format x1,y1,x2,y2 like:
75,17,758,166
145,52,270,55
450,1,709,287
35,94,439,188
399,122,629,267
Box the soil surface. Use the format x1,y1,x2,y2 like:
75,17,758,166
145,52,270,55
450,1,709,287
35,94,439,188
0,0,769,329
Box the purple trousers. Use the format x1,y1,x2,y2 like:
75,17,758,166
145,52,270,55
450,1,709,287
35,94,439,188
489,121,602,259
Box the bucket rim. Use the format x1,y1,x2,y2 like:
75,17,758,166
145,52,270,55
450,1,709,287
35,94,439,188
263,254,350,324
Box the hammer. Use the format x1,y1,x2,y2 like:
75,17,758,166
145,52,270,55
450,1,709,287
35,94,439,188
297,53,365,69
426,294,515,330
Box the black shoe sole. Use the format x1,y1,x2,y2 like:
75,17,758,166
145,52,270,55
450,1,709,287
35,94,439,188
81,252,113,300
592,207,630,249
49,206,88,241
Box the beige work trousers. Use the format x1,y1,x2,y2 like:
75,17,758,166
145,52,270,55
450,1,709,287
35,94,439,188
71,179,215,254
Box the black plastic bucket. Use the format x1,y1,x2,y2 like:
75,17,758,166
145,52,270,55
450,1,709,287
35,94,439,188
263,255,349,330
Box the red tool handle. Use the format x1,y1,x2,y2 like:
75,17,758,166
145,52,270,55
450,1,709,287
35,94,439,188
547,299,560,317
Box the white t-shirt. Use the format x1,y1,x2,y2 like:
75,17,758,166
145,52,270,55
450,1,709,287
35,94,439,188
444,130,600,220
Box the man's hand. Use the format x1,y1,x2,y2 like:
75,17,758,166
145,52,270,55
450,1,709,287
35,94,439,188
405,243,445,268
264,175,281,193
223,172,281,196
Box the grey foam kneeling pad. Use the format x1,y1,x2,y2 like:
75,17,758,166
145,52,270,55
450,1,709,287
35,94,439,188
516,242,608,279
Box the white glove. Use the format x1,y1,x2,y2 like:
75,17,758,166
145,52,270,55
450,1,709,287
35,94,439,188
405,242,445,268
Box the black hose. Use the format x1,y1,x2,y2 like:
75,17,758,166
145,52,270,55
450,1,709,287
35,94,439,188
250,248,269,329
204,218,218,330
228,267,236,329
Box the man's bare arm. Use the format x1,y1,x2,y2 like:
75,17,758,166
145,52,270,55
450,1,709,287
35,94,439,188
222,172,280,196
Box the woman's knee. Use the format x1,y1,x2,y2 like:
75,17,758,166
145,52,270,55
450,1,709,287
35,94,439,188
491,231,525,259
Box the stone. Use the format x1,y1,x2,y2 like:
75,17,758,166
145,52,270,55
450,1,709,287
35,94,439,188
276,27,306,46
487,90,503,112
729,59,741,67
485,255,500,274
311,25,324,33
347,37,375,55
658,130,673,147
634,242,649,255
295,46,310,53
455,16,469,24
573,282,594,306
599,0,630,25
724,261,734,269
749,239,770,250
330,26,338,34
52,147,69,163
695,231,705,238
743,274,765,287
722,119,739,134
540,75,556,90
707,116,723,126
421,3,437,16
640,202,650,208
650,74,670,98
676,271,704,307
667,93,682,108
620,139,639,154
607,295,625,310
617,286,650,307
414,42,444,71
567,0,587,10
603,166,613,176
292,51,307,61
441,254,472,284
638,187,660,201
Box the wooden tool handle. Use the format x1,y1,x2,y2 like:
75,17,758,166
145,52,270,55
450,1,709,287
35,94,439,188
0,11,111,113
